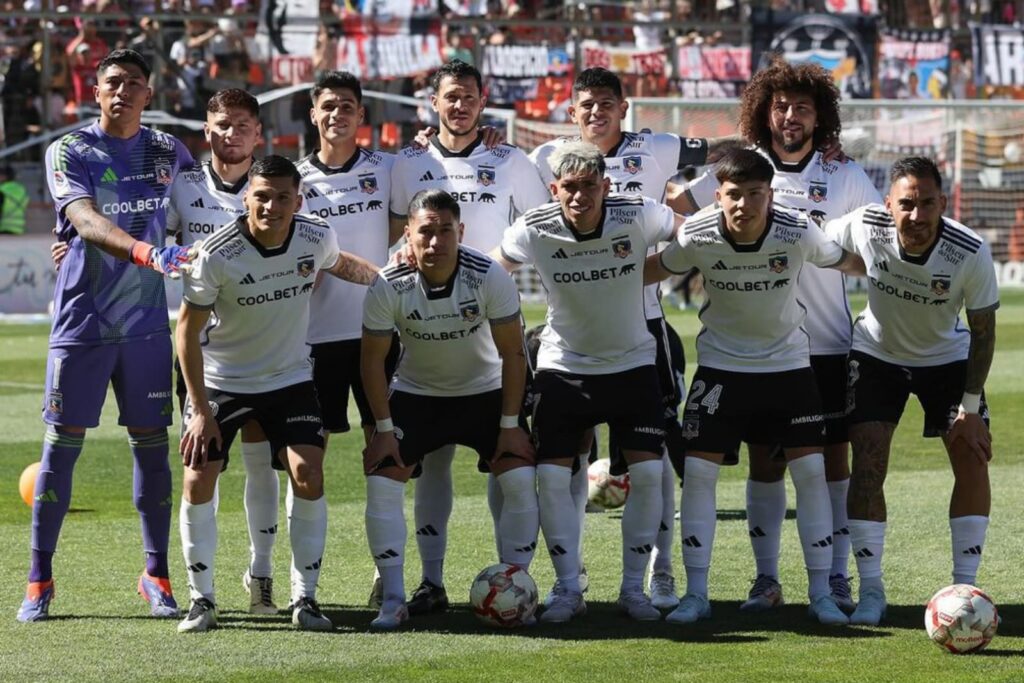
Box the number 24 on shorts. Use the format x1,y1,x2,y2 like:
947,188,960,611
686,380,723,415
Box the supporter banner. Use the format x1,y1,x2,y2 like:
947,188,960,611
971,23,1024,87
260,0,319,84
878,29,950,99
356,0,439,18
676,45,751,98
751,8,878,99
581,41,667,76
484,45,573,106
334,32,444,80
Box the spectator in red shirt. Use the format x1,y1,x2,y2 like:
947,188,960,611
65,17,108,103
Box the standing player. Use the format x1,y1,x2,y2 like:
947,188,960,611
529,67,715,609
165,88,284,615
18,49,195,623
495,142,683,623
388,59,550,615
175,156,380,632
826,157,998,626
681,59,881,612
647,149,864,626
361,190,537,630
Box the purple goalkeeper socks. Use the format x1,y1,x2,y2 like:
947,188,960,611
130,431,173,576
29,428,84,582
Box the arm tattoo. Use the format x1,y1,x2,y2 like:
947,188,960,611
965,310,996,394
65,199,133,258
331,252,379,285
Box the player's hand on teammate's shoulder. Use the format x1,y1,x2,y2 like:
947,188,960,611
820,139,852,164
390,241,418,269
948,410,993,465
495,425,535,465
363,431,404,475
180,410,223,471
410,125,505,150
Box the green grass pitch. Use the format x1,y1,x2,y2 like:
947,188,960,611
0,292,1022,681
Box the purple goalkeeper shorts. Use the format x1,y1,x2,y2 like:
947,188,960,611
42,335,174,428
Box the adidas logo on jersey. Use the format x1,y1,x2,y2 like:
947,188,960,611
406,310,423,320
304,187,320,199
419,171,435,182
875,260,889,272
239,273,256,285
551,248,569,259
711,260,728,271
190,197,205,208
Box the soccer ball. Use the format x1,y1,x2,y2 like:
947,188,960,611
924,584,999,654
469,563,538,628
19,462,40,507
587,458,630,510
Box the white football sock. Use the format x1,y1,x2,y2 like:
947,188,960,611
849,519,886,592
621,459,663,592
496,467,539,569
538,463,580,593
828,478,851,577
180,499,217,602
746,478,786,579
288,495,327,601
486,473,503,558
680,457,719,598
788,453,832,599
241,440,278,578
950,515,988,585
570,452,589,561
365,476,407,603
414,444,455,586
650,452,676,575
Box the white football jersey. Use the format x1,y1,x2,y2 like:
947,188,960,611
531,131,707,320
826,204,999,366
297,149,393,343
166,162,247,246
686,149,881,355
390,136,551,252
363,246,521,397
182,214,340,394
501,194,675,375
660,205,847,373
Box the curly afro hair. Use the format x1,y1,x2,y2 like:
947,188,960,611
739,56,842,152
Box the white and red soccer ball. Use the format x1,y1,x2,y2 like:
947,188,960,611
469,563,538,628
924,584,998,654
587,458,630,510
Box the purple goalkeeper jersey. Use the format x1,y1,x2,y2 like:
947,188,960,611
45,122,194,346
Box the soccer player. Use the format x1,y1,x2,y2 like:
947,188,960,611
175,155,380,633
529,66,716,610
681,59,882,613
388,59,550,615
361,189,537,630
495,141,683,623
165,88,284,615
18,49,195,623
647,149,865,626
826,157,998,626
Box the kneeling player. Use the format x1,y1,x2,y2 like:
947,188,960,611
175,156,380,633
361,190,537,630
647,149,865,626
